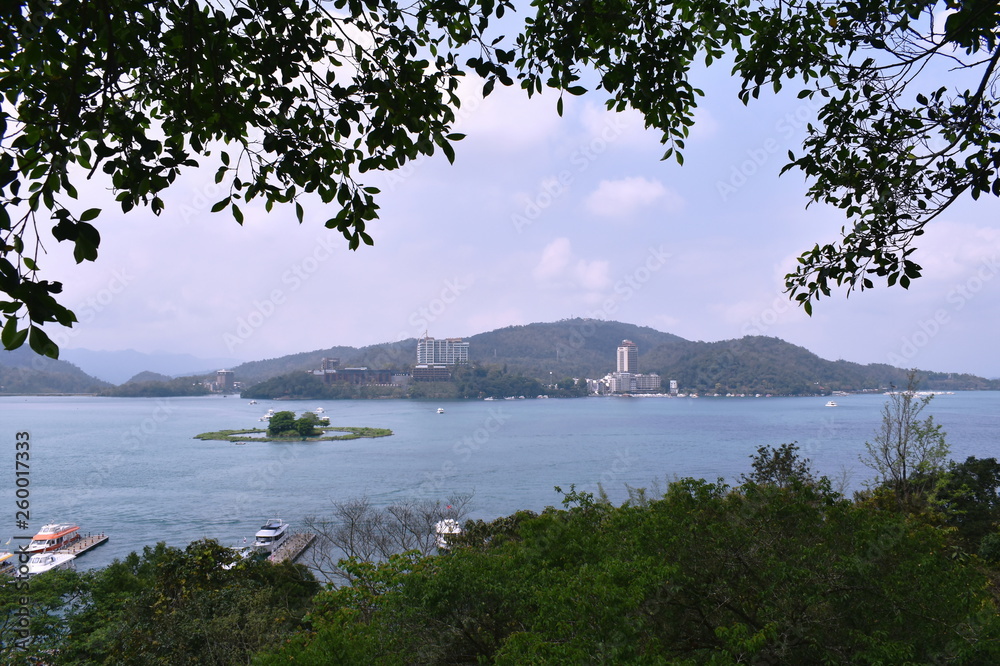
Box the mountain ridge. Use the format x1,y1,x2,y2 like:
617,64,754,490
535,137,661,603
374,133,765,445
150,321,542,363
2,319,996,395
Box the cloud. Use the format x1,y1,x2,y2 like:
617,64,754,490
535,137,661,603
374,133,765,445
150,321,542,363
533,238,611,292
584,176,682,218
454,76,563,153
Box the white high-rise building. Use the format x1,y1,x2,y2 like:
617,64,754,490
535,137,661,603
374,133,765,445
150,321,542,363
617,340,638,373
417,335,469,365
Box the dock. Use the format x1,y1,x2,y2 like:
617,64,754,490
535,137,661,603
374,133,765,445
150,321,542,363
59,533,109,557
268,532,315,564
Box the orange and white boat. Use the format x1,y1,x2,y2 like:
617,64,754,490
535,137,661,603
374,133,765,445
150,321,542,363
27,523,81,553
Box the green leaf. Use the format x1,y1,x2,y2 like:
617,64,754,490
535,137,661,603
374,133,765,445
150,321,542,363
79,208,101,222
28,326,58,358
1,315,26,350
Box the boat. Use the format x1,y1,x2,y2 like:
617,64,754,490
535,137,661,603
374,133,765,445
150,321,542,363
249,400,258,405
223,545,255,570
27,523,81,553
315,407,325,413
252,519,289,553
434,519,462,550
826,401,838,407
259,409,275,421
0,551,16,576
21,552,76,576
437,408,445,414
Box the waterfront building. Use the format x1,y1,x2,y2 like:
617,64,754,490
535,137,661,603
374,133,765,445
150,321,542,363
412,364,452,381
216,369,234,391
617,340,638,373
417,335,469,365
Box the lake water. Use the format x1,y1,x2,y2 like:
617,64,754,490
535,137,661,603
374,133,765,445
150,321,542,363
2,392,998,570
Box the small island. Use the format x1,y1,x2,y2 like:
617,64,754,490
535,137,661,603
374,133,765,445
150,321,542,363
196,410,392,442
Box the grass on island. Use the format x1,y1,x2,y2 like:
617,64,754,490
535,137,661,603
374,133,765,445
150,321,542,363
195,426,393,443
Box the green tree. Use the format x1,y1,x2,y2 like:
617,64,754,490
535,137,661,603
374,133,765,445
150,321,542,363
295,411,321,438
61,539,319,665
0,0,513,356
860,374,949,507
741,441,821,489
515,0,1000,311
260,481,1000,664
266,410,296,436
932,456,1000,549
0,568,83,663
7,0,1000,356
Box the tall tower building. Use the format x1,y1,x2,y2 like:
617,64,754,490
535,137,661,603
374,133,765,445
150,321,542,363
617,340,638,373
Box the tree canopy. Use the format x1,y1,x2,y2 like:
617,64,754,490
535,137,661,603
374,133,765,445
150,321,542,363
4,0,1000,355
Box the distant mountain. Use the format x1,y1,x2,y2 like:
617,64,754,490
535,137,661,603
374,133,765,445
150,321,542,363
9,320,995,397
228,341,417,385
125,370,173,384
466,319,687,379
230,319,998,395
59,349,242,385
0,346,112,394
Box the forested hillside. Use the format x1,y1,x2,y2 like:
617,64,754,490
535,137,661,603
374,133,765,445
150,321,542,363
229,319,997,395
0,347,110,394
7,320,993,397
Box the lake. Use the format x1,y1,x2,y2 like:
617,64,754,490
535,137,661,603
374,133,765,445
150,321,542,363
2,391,998,570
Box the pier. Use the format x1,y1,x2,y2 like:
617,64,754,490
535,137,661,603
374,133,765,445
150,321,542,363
268,532,315,564
59,533,109,557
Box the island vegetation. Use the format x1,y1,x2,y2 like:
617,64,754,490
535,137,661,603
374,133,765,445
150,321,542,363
195,411,392,443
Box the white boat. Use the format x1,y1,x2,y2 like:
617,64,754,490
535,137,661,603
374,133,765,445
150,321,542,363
826,401,838,407
435,519,462,550
22,552,76,576
27,523,81,553
223,545,255,570
252,519,289,553
259,409,275,421
315,407,325,413
437,408,445,414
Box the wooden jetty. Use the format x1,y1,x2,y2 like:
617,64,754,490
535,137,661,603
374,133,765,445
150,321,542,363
268,532,315,564
59,533,109,556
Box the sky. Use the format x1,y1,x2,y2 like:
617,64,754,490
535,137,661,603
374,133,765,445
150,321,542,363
31,42,1000,378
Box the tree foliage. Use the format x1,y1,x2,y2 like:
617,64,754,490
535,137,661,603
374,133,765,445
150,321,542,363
514,0,1000,311
260,478,1000,664
5,1,1000,356
1,539,318,665
60,540,319,665
860,373,949,506
0,0,513,356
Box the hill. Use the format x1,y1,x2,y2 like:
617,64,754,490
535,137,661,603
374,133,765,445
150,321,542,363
59,348,241,384
0,346,112,394
7,320,994,397
229,319,999,396
125,370,173,384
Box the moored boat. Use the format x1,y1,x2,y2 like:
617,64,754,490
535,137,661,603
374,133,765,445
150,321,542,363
253,519,289,553
0,551,15,576
825,401,838,407
22,552,76,576
27,523,81,553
